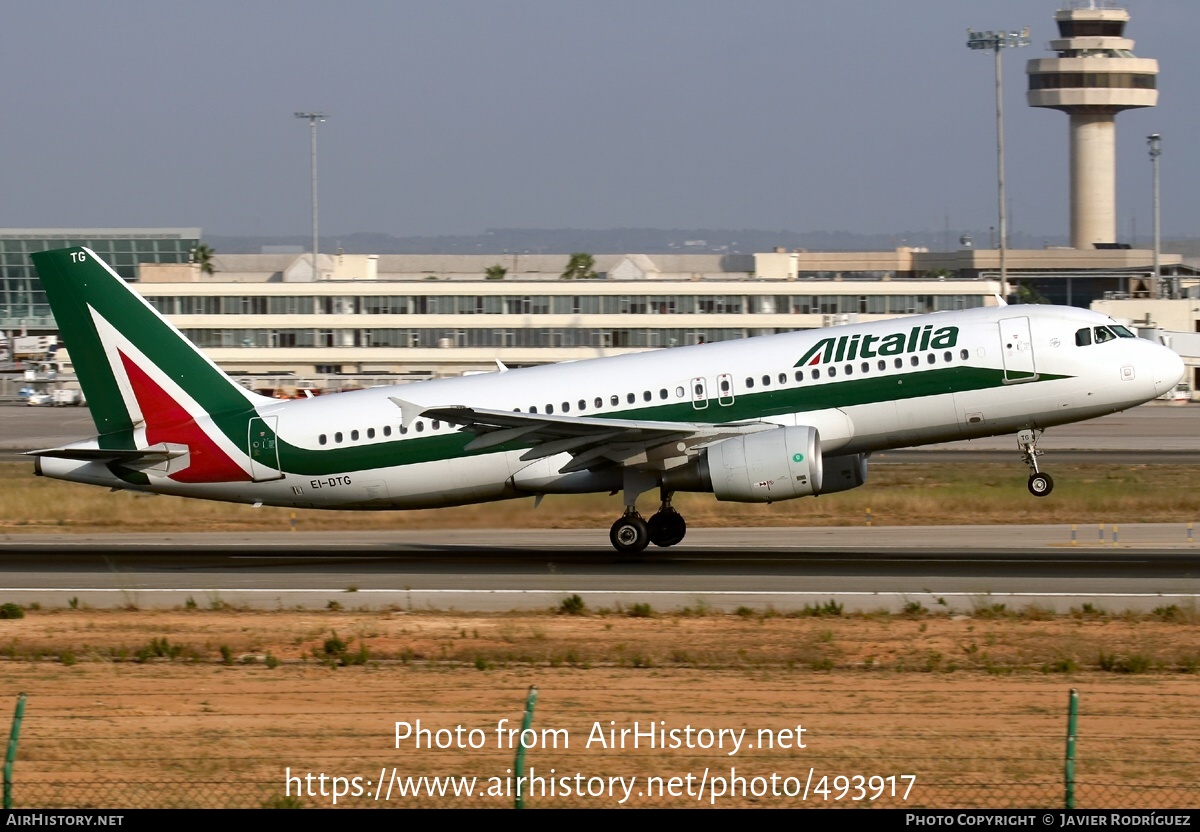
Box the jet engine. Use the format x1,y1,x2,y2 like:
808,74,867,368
664,425,823,502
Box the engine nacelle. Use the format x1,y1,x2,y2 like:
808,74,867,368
705,425,822,503
818,453,868,495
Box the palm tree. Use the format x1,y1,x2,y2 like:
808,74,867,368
190,244,216,276
561,252,596,280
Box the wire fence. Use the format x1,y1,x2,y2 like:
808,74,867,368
4,670,1198,809
10,777,1198,809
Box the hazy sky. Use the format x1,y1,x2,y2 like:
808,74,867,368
4,1,1197,241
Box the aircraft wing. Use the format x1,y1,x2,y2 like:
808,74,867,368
390,398,769,473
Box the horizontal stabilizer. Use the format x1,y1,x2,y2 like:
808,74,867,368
27,444,189,464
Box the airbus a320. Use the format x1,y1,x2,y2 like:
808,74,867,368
28,247,1184,553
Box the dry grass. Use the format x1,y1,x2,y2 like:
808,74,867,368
3,608,1200,808
3,605,1199,674
3,461,1200,533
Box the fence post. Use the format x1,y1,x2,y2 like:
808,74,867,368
514,685,538,809
4,693,26,810
1064,688,1079,810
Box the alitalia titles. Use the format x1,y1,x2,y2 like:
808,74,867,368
795,325,960,367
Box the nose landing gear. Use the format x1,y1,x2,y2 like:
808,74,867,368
1018,428,1054,497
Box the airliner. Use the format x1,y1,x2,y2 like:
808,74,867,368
28,247,1184,553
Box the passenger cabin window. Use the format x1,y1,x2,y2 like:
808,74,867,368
746,377,755,388
319,434,327,446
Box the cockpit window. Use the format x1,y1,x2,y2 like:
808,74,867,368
1075,328,1092,347
1111,325,1135,338
1094,326,1117,343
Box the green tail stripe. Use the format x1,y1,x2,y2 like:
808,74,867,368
31,247,255,437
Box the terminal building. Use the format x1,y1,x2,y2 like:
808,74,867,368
133,250,1003,381
0,228,199,331
123,244,1192,384
2,231,1192,390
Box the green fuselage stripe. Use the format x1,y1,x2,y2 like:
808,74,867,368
210,364,1066,478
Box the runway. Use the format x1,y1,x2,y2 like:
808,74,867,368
3,404,1198,613
2,526,1198,613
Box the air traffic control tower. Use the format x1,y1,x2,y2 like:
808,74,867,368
1026,3,1157,249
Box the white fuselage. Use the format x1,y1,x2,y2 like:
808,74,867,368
39,305,1184,511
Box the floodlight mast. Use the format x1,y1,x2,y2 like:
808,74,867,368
1147,134,1164,297
295,112,327,283
966,28,1030,299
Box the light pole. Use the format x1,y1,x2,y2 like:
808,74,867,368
967,28,1030,299
1147,133,1163,297
295,112,327,282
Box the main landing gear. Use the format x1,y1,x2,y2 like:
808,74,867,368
609,489,688,554
1017,428,1054,497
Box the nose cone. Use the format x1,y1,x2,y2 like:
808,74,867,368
1151,343,1185,397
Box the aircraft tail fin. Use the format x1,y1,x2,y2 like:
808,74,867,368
30,247,269,438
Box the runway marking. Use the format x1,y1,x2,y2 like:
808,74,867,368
6,588,1200,599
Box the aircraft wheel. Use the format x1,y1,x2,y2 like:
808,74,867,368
1027,473,1054,497
610,515,650,554
647,510,687,547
